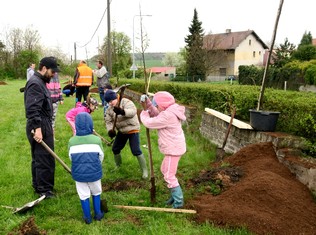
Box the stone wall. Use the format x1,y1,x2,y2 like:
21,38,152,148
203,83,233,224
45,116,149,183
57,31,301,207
200,109,316,192
199,110,306,154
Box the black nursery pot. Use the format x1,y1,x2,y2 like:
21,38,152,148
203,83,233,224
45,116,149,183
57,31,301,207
249,109,280,132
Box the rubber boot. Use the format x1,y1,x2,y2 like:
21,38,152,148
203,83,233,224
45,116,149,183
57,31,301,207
92,195,104,221
80,198,92,224
114,154,122,167
165,190,174,205
136,154,148,179
171,185,184,209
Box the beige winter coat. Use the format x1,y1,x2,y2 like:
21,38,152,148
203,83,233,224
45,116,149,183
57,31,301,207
104,98,140,133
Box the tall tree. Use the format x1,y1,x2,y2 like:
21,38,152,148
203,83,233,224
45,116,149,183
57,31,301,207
272,38,296,68
292,31,316,61
184,8,205,81
101,31,132,77
299,31,313,47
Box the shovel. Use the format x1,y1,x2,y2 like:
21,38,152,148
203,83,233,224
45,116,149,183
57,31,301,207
1,195,46,214
93,130,114,146
31,130,71,174
216,107,236,161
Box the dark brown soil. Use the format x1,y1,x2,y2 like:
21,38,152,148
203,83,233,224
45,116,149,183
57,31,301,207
89,87,99,93
0,81,7,85
8,216,46,235
187,142,316,235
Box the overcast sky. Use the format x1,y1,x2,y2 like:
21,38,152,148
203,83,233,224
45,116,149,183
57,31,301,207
0,0,315,60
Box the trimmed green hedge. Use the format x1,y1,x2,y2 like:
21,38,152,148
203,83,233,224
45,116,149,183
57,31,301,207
115,79,316,155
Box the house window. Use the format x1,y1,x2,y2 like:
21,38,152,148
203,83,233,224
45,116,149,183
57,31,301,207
249,40,251,45
219,68,226,76
259,51,261,56
253,51,256,57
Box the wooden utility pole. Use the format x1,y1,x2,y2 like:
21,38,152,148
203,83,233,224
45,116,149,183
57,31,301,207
107,0,112,76
74,42,77,63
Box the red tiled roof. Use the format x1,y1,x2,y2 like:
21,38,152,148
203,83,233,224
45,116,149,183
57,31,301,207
203,30,268,50
149,67,175,73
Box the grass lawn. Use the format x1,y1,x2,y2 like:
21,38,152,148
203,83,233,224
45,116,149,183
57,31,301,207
0,79,250,234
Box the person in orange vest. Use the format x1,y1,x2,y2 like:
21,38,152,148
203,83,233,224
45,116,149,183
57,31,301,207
73,60,93,103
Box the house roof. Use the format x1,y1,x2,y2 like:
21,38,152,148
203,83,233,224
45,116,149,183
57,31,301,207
203,30,269,50
149,67,175,73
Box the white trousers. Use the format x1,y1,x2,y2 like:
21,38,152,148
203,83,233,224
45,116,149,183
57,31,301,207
75,180,102,200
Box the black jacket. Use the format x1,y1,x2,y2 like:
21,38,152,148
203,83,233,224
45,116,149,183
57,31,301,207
24,71,53,130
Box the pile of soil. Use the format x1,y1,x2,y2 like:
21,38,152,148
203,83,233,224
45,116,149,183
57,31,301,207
188,142,316,235
8,216,46,235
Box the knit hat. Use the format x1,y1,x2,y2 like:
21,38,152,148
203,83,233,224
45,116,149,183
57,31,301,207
89,97,98,108
104,89,117,103
153,91,175,110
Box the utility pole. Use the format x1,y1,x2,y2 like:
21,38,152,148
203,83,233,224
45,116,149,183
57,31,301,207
107,0,112,76
74,42,77,63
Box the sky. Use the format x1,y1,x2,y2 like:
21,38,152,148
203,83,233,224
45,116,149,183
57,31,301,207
0,0,315,60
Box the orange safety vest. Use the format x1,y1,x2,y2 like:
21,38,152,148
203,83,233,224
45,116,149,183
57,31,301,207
76,64,93,86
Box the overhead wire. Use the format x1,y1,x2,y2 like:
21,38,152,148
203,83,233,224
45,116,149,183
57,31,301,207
76,0,112,48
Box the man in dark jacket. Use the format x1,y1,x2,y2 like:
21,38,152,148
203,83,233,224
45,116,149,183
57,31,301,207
24,56,60,199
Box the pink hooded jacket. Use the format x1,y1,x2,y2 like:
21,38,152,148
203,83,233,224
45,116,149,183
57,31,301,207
140,91,186,156
66,102,91,122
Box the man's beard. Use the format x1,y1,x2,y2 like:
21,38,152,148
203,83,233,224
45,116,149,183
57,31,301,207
43,71,52,83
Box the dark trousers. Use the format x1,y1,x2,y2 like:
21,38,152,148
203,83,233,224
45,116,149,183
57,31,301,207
26,119,55,193
76,86,90,103
112,132,142,156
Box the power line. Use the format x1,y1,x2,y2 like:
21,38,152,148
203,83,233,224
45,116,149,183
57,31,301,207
76,0,112,48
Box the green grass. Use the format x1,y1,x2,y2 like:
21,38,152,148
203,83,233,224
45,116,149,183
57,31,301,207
0,79,251,234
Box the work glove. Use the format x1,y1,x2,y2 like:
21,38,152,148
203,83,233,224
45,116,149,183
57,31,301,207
140,94,148,102
108,130,116,139
113,106,125,116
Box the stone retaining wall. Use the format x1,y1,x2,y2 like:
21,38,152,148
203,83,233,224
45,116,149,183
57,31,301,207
200,109,316,192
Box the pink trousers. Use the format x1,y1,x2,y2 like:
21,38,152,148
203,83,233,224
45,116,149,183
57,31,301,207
160,155,181,188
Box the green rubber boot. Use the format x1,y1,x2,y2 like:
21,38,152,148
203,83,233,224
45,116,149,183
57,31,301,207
114,154,122,167
136,154,148,179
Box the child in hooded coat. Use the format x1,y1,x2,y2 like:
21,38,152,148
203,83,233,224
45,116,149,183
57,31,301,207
66,97,98,135
68,112,104,224
140,91,186,208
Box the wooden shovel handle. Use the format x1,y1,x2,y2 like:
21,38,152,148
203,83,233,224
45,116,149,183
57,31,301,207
31,130,71,174
112,87,127,132
222,107,236,149
93,130,113,146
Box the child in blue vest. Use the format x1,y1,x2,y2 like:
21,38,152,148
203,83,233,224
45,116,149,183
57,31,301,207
68,112,105,224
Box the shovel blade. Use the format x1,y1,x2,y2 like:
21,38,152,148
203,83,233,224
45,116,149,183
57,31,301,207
13,195,46,214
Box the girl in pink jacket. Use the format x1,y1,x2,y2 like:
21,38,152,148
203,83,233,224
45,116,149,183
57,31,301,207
66,97,98,135
140,91,186,208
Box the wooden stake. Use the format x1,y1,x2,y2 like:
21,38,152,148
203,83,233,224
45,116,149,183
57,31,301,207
114,205,197,214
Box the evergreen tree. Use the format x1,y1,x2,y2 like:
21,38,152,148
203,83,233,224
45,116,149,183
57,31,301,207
272,38,296,68
299,31,312,47
184,8,205,81
292,31,316,61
